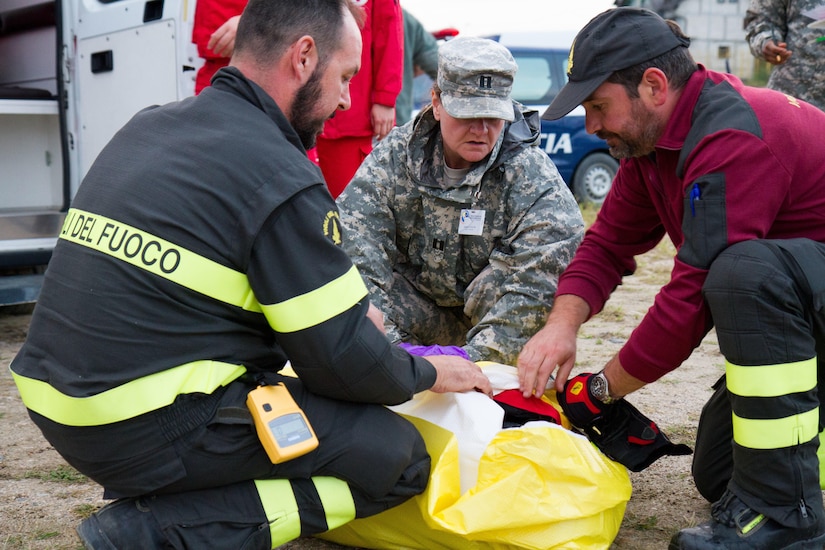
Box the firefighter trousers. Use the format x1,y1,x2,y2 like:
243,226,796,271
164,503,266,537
696,238,825,530
31,373,430,548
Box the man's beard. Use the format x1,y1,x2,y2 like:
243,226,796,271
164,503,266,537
290,67,327,150
598,99,663,159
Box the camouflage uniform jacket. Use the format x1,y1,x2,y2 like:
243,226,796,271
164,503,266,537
337,103,584,364
744,0,825,111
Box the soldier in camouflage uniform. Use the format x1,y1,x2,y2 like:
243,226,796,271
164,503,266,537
744,0,825,111
337,37,585,366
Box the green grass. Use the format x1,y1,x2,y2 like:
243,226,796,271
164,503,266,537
662,423,698,442
33,530,60,541
628,514,659,531
24,464,88,484
73,503,98,519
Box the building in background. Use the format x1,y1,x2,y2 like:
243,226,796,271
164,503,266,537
617,0,756,81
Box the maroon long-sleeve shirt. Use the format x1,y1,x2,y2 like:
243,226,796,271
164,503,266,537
557,66,825,382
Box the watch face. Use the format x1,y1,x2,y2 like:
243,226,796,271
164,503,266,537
590,373,608,400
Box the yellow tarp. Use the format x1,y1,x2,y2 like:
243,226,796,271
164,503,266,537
320,364,631,549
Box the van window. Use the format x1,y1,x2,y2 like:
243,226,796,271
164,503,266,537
510,51,570,105
511,55,553,104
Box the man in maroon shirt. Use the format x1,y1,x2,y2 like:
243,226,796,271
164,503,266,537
517,7,825,549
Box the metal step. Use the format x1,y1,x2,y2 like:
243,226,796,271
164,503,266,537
0,273,43,305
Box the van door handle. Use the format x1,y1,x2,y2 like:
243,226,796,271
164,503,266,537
91,50,113,74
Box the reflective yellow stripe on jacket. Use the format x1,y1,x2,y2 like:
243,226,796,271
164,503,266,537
60,208,262,312
11,360,247,426
261,264,368,333
25,208,368,426
60,208,369,331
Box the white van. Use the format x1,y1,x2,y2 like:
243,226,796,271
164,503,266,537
0,0,199,305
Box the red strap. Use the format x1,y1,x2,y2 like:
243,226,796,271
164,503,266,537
494,389,562,424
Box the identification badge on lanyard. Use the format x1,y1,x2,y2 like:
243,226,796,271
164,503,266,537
458,209,486,236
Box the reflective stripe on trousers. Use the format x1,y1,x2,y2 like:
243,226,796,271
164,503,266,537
703,239,825,529
727,358,819,450
256,477,355,547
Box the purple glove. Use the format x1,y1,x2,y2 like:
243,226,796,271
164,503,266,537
398,343,470,360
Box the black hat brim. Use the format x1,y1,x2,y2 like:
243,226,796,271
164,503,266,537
541,73,610,120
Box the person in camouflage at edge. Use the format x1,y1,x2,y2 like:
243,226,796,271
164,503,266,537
744,0,825,111
337,36,585,366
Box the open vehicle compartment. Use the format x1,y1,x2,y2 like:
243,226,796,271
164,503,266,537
0,0,199,304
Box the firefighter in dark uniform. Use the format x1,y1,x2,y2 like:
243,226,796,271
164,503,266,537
9,1,492,548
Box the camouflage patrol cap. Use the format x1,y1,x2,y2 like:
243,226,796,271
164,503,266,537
437,37,517,122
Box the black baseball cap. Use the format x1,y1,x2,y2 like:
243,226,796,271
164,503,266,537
542,7,690,120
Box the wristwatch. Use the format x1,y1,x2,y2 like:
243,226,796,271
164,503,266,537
589,371,617,404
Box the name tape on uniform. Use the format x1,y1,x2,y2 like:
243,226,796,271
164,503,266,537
60,208,260,311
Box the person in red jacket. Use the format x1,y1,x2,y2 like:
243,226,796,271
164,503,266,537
516,7,825,550
315,0,403,198
192,0,246,94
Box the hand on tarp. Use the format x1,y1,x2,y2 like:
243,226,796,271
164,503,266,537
558,373,692,472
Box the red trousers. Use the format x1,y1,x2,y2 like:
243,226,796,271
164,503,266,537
315,135,373,199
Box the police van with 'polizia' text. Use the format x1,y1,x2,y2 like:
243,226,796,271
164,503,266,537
0,0,198,306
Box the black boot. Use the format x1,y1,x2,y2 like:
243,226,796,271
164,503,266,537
76,497,169,549
669,490,825,549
